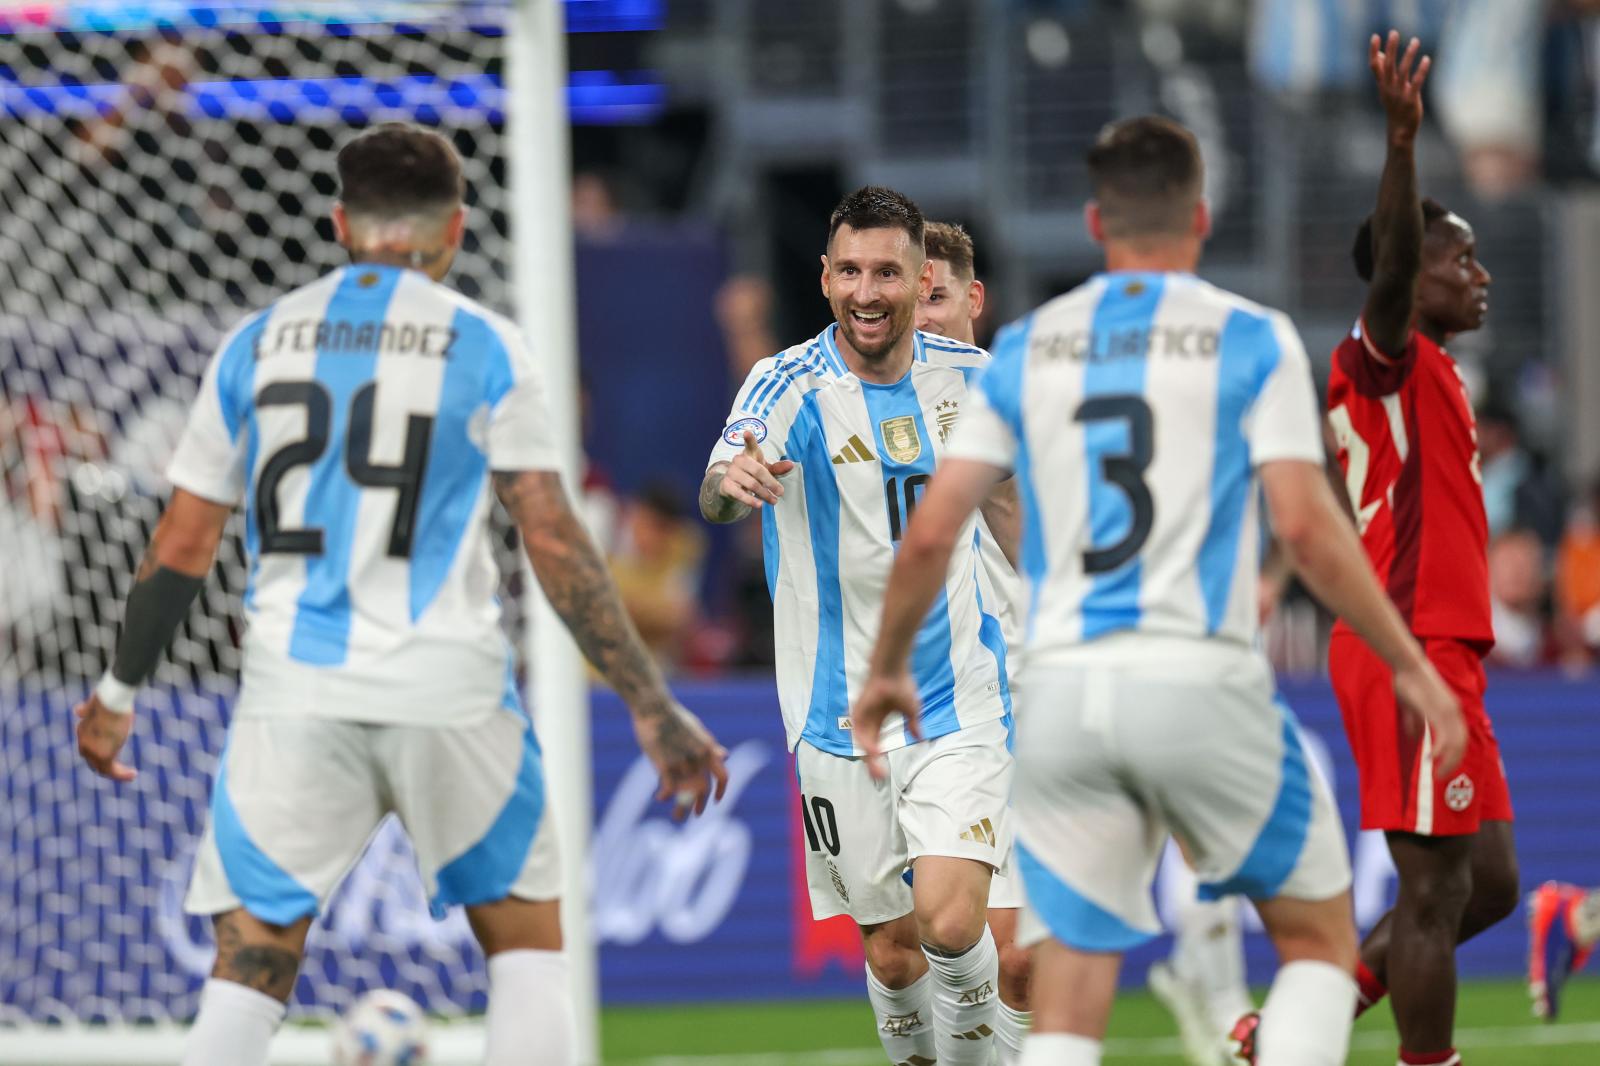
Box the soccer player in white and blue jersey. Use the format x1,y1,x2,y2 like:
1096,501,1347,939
701,188,1016,1066
852,118,1466,1066
74,124,727,1066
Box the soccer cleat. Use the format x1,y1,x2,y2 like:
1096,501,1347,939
1149,960,1231,1066
1225,1010,1260,1065
1528,881,1594,1021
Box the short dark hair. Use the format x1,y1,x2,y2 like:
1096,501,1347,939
827,185,925,252
924,221,976,281
1351,198,1452,282
338,122,465,218
1085,115,1204,239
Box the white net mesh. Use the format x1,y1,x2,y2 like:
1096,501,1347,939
0,6,524,1027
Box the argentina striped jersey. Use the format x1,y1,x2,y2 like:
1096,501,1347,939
709,324,1012,757
946,272,1324,662
165,264,558,725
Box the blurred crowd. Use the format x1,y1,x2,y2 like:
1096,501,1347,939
7,0,1600,683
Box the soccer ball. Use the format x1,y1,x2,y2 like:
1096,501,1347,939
332,989,430,1066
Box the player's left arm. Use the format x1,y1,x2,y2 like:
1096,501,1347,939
76,489,232,781
852,457,1006,777
977,476,1022,570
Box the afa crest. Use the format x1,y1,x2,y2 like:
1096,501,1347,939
878,416,922,464
935,398,960,443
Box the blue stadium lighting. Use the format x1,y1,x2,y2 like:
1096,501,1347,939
0,70,665,125
0,2,658,35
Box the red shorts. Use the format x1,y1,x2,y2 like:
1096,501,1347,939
1328,630,1514,836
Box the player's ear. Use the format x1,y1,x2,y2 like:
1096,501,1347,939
967,278,986,320
1084,201,1105,244
1194,198,1213,242
331,201,351,247
445,205,467,249
819,254,831,299
917,256,933,298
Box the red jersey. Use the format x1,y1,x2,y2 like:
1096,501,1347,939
1326,320,1493,649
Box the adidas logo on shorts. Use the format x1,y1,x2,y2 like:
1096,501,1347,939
958,818,997,847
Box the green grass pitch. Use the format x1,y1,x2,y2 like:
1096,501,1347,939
601,977,1600,1064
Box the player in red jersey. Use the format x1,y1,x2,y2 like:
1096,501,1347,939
1323,32,1519,1066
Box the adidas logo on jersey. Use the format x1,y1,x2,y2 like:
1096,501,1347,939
831,435,877,464
958,817,997,847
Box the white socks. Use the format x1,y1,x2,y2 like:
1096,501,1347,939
994,998,1033,1065
922,926,1000,1065
1174,895,1253,1030
181,978,286,1066
1020,1032,1101,1066
486,949,575,1066
865,967,937,1066
1256,960,1357,1066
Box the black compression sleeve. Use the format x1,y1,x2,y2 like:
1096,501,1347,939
110,566,206,686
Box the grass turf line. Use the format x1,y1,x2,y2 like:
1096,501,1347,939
601,976,1600,1065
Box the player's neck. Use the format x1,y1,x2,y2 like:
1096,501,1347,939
346,247,449,282
1416,317,1451,347
1100,239,1200,276
837,330,915,385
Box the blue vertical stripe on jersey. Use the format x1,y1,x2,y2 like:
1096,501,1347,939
287,265,403,665
409,307,503,622
1080,274,1165,639
430,722,545,918
216,309,271,438
212,749,321,925
912,330,926,362
793,393,850,754
982,316,1045,641
761,504,781,599
1198,308,1281,633
1198,700,1313,901
862,369,957,746
1017,841,1155,952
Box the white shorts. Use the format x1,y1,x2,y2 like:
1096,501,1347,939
1014,637,1350,953
795,717,1017,925
186,703,560,924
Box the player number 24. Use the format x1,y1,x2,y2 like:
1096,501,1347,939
255,380,434,558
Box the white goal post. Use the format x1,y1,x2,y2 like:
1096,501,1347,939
0,1,596,1062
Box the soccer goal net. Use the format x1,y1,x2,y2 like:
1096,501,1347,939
0,4,549,1060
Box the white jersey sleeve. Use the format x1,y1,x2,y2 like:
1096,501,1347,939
707,346,827,469
944,335,1023,472
165,311,265,505
485,316,560,472
1247,313,1324,466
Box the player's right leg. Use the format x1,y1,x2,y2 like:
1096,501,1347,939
794,739,935,1066
182,714,388,1066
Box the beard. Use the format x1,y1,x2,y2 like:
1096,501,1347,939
836,302,913,361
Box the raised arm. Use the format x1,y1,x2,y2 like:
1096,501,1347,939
76,489,232,781
494,469,727,817
1361,31,1432,358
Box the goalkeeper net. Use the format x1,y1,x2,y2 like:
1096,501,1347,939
0,2,531,1045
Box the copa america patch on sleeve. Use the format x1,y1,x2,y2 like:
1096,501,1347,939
723,417,768,446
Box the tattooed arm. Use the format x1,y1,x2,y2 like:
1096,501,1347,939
76,489,231,781
494,469,729,817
